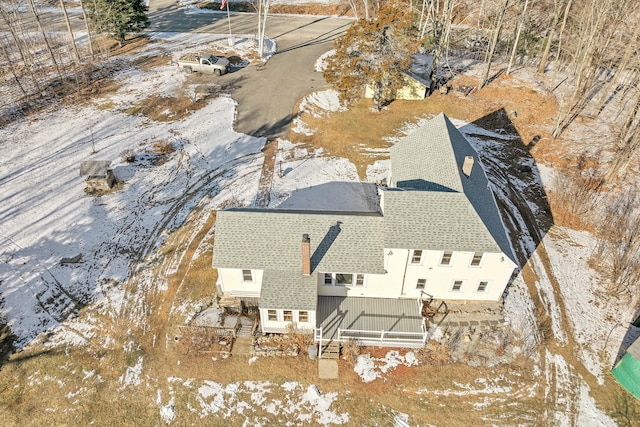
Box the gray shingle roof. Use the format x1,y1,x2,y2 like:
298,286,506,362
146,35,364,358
390,114,462,192
260,270,317,310
382,189,500,252
212,209,386,274
388,113,515,261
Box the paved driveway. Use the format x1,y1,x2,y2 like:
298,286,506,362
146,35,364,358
148,1,351,138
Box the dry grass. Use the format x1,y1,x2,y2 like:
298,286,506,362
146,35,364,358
341,339,360,366
131,53,172,71
125,93,215,122
293,70,558,179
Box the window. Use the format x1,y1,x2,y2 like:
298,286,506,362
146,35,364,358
283,310,293,322
416,278,426,290
411,250,423,264
298,311,309,323
440,251,453,266
452,280,463,292
471,252,483,266
335,273,353,286
323,273,333,285
323,273,366,287
267,309,277,321
477,281,488,292
242,269,253,282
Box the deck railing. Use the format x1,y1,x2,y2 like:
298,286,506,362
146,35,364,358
314,327,323,358
337,327,427,343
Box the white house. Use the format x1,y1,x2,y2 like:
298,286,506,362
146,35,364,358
211,113,517,348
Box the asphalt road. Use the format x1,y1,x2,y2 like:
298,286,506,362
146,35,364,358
147,1,351,138
5,2,350,139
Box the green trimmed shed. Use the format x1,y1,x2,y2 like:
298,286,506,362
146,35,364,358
612,337,640,400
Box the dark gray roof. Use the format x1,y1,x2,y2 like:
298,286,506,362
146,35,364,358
212,209,386,274
388,113,515,261
260,270,317,310
80,161,110,177
382,189,500,252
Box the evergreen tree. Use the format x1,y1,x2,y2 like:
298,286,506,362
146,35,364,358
323,2,419,111
87,0,149,46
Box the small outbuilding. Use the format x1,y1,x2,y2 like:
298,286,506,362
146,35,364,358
365,54,434,101
612,336,640,400
80,160,116,192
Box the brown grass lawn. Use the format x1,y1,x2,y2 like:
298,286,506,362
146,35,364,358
291,70,557,180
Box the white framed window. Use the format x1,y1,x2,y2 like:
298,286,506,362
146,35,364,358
335,273,353,286
242,269,253,282
440,251,453,266
298,311,309,323
323,273,333,285
470,252,483,267
451,280,463,292
416,278,426,290
283,310,293,322
267,309,277,321
411,250,423,264
476,281,488,292
322,273,366,287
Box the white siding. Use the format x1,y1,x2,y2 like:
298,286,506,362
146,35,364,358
218,268,263,297
260,308,316,333
317,249,515,302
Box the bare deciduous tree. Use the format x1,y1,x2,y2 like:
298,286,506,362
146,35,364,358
478,0,511,89
593,191,640,297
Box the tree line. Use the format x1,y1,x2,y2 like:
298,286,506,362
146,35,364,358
0,0,148,123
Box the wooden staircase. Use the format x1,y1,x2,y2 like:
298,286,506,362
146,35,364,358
321,341,340,359
236,321,253,338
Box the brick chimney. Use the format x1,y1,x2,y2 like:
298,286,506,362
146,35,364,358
302,234,311,276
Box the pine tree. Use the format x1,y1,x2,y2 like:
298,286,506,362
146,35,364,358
323,2,419,111
86,0,149,46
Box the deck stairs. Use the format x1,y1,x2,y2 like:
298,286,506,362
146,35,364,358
236,322,253,338
321,341,340,359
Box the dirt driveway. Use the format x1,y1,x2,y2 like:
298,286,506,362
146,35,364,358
148,3,351,138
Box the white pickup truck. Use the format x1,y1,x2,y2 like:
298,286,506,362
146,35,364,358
176,53,230,76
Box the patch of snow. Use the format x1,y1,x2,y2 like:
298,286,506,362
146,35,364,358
120,357,143,388
314,49,335,72
298,89,345,117
248,356,258,365
543,227,635,382
160,397,176,424
354,351,418,383
193,379,347,424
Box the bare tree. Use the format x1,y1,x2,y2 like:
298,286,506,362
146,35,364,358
478,0,511,89
606,89,640,182
60,0,80,62
507,0,529,74
27,0,62,78
256,0,271,58
593,190,640,297
551,0,629,139
79,0,95,59
420,0,456,92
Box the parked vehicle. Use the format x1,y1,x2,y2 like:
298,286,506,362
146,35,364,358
176,53,230,76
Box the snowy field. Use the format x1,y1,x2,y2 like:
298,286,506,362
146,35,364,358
0,22,634,425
